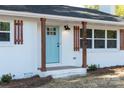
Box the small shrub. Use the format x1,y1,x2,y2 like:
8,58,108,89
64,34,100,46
1,73,12,83
87,64,98,72
33,74,40,78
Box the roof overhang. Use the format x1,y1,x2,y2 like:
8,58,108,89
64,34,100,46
0,9,124,26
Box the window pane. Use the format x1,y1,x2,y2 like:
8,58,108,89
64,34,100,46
94,40,105,48
107,30,117,39
107,40,117,48
47,27,49,31
0,33,10,41
0,22,10,31
87,39,92,48
80,39,83,48
80,29,83,38
80,39,92,48
80,29,92,38
94,29,105,38
53,28,56,31
87,29,92,38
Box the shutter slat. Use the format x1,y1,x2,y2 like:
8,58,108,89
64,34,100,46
77,26,80,51
73,26,80,51
18,20,20,44
120,29,124,50
74,26,76,51
75,26,77,51
14,20,16,44
21,20,23,44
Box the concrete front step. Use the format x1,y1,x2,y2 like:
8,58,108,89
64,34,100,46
38,67,87,78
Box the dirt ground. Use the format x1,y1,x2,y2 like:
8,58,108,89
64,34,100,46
41,66,124,88
1,66,124,88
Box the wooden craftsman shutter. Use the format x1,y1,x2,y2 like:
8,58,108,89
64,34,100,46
73,26,80,51
14,20,23,44
120,29,124,50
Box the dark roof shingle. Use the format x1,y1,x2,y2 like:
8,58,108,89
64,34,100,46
0,5,123,22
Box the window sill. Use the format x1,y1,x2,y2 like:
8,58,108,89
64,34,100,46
80,48,120,53
0,42,13,47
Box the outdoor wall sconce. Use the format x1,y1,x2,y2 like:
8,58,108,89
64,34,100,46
64,25,70,30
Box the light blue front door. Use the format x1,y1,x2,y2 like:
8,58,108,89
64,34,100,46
46,26,59,64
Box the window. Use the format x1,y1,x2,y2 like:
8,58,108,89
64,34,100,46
107,30,117,48
107,40,117,48
0,22,10,41
94,40,105,48
107,30,117,39
94,29,105,38
80,29,92,48
94,29,105,48
47,27,56,35
80,28,117,49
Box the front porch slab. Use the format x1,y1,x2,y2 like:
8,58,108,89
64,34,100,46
38,66,87,78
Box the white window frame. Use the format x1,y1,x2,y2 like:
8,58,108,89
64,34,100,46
94,29,106,49
0,20,12,46
80,27,119,51
106,30,117,49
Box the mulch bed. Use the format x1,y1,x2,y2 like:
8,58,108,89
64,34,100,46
88,68,115,76
0,75,53,88
88,65,124,76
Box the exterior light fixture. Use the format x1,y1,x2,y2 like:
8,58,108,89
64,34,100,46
64,25,70,30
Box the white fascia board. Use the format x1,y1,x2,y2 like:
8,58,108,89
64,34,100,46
0,9,124,26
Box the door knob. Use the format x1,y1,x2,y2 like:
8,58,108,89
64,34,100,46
57,42,60,47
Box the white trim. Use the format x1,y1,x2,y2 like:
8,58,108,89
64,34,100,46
92,29,95,49
105,30,107,49
0,9,124,26
117,29,120,50
0,31,10,33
